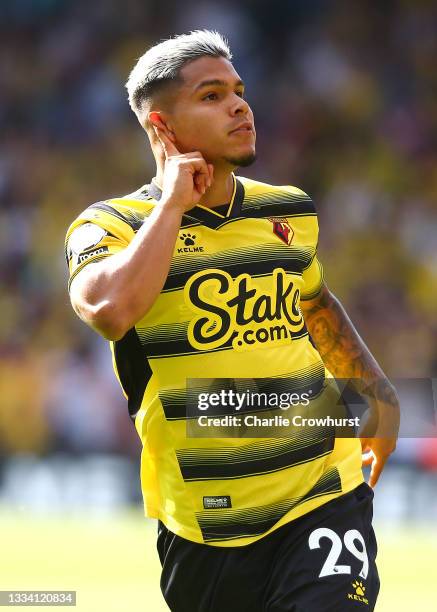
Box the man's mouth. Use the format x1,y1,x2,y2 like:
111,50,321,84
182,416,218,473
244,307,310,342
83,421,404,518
229,121,254,134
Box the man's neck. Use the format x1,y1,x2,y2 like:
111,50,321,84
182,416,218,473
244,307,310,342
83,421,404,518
154,165,236,209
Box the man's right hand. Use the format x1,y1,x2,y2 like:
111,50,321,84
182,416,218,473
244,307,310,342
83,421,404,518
69,117,215,341
153,122,214,212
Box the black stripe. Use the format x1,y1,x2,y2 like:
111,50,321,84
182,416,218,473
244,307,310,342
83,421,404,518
196,467,341,542
138,326,308,360
89,202,131,224
163,258,305,293
89,202,146,232
260,208,316,219
245,205,316,219
163,248,313,293
113,328,152,419
120,209,150,231
169,245,313,275
159,377,245,420
137,324,235,359
160,363,325,420
145,335,235,358
177,435,334,481
241,191,315,217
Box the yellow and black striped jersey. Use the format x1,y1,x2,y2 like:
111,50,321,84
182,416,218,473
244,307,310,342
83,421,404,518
65,174,363,546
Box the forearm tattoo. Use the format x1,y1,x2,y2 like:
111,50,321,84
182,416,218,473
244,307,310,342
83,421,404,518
302,286,399,409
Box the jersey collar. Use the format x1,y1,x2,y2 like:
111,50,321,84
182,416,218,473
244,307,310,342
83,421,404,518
146,174,245,230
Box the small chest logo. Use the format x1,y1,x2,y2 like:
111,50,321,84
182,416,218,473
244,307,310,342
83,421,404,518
268,217,294,246
177,232,204,254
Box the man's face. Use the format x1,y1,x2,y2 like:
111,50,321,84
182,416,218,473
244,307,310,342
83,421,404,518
164,56,256,167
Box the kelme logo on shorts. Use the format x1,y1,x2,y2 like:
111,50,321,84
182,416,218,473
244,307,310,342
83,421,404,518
347,581,368,605
184,267,304,351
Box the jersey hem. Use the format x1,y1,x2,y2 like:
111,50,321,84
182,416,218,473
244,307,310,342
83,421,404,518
146,470,365,548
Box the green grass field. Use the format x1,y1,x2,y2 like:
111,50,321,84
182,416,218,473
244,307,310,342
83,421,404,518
1,509,435,611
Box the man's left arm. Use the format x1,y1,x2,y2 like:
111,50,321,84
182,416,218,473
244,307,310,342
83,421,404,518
300,283,400,488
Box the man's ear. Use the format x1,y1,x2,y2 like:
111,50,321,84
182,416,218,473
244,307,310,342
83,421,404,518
148,111,176,142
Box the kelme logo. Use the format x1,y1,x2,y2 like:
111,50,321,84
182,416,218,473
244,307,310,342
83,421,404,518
347,580,368,605
177,233,204,254
184,268,304,351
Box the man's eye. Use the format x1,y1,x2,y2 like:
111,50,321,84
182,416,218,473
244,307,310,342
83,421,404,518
203,92,218,101
236,90,245,98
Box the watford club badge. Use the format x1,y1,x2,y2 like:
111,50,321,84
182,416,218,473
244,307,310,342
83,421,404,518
268,217,294,245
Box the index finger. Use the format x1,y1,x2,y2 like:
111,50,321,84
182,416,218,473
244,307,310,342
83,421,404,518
368,454,388,488
153,125,180,158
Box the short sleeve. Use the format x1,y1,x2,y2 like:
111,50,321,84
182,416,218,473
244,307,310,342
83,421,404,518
65,204,134,290
301,253,324,300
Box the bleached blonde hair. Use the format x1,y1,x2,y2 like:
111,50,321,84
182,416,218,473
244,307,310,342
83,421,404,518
125,29,232,115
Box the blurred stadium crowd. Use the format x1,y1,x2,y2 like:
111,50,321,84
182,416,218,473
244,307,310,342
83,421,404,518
0,0,435,467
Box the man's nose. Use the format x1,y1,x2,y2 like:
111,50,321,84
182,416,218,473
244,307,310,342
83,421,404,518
230,94,250,116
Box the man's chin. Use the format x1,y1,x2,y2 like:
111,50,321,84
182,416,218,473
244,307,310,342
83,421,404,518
223,151,257,168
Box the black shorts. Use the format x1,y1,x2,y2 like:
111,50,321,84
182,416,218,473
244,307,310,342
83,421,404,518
157,482,380,612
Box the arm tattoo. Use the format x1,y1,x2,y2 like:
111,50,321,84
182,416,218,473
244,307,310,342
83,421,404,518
302,286,399,409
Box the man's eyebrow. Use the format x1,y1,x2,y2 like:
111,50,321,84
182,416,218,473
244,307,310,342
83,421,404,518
194,78,245,92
